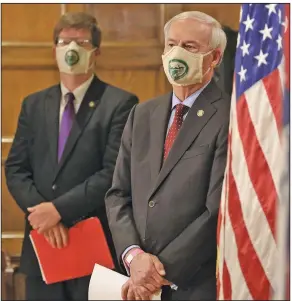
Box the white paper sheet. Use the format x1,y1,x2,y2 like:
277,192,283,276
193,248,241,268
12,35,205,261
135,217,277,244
88,264,161,300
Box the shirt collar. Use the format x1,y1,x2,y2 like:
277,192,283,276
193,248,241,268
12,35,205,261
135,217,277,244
171,80,211,110
60,74,94,105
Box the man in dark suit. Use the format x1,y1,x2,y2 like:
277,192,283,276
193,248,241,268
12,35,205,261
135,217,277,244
105,11,230,300
5,12,138,301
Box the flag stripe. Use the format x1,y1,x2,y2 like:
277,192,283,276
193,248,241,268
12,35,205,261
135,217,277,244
223,133,253,299
224,211,253,299
223,260,232,300
244,76,282,199
225,124,261,300
278,59,286,96
221,131,232,300
284,3,290,88
217,154,228,300
231,97,277,288
217,101,234,300
262,68,283,134
236,95,277,237
228,166,270,299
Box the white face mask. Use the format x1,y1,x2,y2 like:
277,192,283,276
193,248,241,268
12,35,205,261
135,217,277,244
162,46,213,86
56,41,96,75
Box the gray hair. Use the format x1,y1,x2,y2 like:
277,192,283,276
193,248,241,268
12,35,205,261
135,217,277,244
164,11,227,60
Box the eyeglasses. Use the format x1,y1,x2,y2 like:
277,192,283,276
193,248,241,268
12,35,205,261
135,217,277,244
57,38,93,47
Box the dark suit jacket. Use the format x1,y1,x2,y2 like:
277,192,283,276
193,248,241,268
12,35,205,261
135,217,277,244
214,26,238,96
5,75,138,276
105,80,230,300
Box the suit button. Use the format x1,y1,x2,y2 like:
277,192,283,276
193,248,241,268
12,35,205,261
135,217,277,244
52,184,57,191
148,200,156,208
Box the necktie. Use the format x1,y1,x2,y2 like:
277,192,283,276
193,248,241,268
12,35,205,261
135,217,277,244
58,92,75,162
164,104,189,160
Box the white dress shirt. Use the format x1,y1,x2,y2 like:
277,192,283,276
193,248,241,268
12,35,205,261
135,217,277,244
59,74,94,128
166,80,211,134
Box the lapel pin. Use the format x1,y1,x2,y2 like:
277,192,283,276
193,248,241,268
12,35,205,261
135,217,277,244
197,110,204,117
89,101,95,108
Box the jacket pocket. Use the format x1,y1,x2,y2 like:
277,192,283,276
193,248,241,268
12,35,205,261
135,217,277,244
182,145,209,160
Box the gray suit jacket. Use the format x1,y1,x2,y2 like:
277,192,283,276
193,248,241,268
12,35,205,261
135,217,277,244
105,80,230,299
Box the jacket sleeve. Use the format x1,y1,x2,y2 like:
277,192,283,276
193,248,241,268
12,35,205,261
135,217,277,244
52,95,139,225
105,105,142,264
5,98,47,213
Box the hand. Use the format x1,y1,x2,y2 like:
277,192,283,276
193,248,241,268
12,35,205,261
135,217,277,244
28,203,61,233
43,223,69,249
122,278,159,300
129,253,170,292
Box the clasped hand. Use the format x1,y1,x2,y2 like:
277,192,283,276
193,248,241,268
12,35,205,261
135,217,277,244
27,202,61,233
122,253,171,300
43,223,69,249
27,203,68,249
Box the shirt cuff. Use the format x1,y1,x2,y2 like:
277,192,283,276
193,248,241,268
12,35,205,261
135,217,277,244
171,284,178,290
121,245,141,275
121,246,178,290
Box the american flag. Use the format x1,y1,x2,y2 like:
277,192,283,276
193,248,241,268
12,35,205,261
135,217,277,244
216,4,289,300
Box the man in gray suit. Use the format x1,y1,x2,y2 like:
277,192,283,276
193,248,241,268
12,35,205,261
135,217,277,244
106,11,230,300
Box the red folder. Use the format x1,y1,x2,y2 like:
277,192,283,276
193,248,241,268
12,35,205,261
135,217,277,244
30,217,114,284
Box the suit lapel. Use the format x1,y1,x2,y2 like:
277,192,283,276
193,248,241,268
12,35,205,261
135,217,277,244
45,85,61,171
53,76,106,180
148,80,221,199
149,93,172,186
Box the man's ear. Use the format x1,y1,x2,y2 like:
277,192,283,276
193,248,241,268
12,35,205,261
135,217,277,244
212,49,222,67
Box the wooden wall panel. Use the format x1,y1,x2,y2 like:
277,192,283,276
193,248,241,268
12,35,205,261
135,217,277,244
2,4,62,42
99,70,163,102
88,4,161,43
1,4,63,254
2,69,59,137
2,167,25,233
182,4,240,30
65,3,86,13
2,235,23,257
2,46,56,69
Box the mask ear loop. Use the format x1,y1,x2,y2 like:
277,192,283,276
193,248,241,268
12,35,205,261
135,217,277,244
202,67,211,78
201,48,218,78
85,48,98,73
202,61,217,79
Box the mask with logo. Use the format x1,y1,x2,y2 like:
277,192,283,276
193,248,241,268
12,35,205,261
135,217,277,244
56,41,96,75
162,46,213,86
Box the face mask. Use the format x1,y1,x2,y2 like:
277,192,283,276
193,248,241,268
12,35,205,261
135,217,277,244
162,46,213,86
56,41,96,75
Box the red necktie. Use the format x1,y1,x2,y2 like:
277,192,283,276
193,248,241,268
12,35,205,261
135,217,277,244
164,104,189,160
